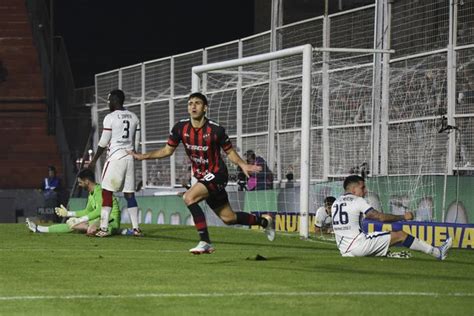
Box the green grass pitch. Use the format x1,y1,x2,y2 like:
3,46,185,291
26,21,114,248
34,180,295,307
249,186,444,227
1,223,473,315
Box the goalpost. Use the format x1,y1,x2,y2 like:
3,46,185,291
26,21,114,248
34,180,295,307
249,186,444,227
192,44,313,238
191,44,396,239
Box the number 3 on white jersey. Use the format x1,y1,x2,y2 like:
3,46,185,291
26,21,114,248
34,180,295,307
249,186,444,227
122,120,130,138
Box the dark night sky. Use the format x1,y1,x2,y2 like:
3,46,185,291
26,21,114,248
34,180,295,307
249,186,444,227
54,1,255,88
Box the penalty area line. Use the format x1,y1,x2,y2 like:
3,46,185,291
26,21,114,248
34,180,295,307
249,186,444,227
1,291,473,301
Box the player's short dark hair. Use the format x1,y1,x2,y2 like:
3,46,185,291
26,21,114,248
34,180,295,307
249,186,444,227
78,169,95,182
343,175,365,190
324,196,336,205
109,89,125,106
188,92,208,105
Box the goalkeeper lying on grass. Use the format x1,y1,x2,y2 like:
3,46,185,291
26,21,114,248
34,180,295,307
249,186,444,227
26,169,121,236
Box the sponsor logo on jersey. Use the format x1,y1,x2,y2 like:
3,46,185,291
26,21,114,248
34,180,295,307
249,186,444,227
191,156,209,164
185,144,209,151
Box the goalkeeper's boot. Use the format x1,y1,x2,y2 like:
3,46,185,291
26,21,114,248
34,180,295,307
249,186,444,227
262,214,275,241
26,218,39,233
189,241,215,255
95,227,111,238
437,237,453,260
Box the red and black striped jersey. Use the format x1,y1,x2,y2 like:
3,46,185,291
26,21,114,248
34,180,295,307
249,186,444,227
167,118,233,180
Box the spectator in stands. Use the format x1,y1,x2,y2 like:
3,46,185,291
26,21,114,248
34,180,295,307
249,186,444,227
359,162,369,179
314,196,335,236
40,165,61,201
285,168,294,188
38,166,63,222
353,102,365,124
40,166,60,195
458,63,474,107
349,162,369,179
180,165,192,189
245,150,274,191
236,166,247,191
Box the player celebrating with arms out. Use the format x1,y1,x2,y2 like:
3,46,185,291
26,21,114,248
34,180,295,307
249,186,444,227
332,175,452,260
128,92,275,254
88,89,142,237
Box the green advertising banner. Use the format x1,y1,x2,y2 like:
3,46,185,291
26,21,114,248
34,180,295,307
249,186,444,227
69,175,473,230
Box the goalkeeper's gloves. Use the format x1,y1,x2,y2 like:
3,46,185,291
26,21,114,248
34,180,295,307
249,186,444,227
66,216,88,228
55,204,75,217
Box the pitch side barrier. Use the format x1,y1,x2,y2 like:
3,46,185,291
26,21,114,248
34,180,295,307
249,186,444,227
364,220,474,249
69,191,474,249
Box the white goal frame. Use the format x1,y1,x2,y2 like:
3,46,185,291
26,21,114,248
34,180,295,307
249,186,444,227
191,44,393,239
192,44,313,238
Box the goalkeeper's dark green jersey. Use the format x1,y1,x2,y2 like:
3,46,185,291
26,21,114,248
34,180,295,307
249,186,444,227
74,184,120,222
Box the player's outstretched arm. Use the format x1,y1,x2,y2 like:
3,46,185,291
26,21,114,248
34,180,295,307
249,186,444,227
366,209,413,223
127,144,176,161
225,148,262,178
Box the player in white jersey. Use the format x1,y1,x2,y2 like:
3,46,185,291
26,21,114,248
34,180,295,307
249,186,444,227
314,196,335,235
88,89,143,237
332,175,452,260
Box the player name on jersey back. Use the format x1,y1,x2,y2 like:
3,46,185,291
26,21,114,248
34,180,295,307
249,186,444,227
332,194,368,236
103,110,140,161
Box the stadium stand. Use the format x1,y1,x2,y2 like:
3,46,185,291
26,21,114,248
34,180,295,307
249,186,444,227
0,0,62,189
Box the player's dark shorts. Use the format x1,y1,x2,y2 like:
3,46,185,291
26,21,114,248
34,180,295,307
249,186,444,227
198,172,229,210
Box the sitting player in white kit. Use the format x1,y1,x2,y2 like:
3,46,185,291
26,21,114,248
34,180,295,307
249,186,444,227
332,175,452,260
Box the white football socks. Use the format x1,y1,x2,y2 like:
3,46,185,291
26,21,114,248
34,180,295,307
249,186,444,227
37,225,49,233
99,206,112,230
409,238,440,257
128,207,139,230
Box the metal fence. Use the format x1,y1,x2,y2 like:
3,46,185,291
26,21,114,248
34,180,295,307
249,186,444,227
94,0,474,189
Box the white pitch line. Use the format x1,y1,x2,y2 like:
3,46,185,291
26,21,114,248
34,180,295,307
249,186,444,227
0,248,185,253
0,247,319,253
0,291,473,301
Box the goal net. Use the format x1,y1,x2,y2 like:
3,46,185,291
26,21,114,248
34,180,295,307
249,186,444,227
370,53,449,222
315,52,449,224
190,45,447,239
